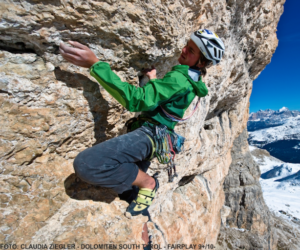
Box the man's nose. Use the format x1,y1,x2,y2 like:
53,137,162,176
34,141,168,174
182,46,187,54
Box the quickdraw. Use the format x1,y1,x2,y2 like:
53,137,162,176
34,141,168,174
152,124,182,182
167,159,178,183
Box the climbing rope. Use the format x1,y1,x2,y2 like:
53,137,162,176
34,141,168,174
160,97,201,122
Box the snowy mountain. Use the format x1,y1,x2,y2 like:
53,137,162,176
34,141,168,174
250,146,300,221
248,108,300,163
248,107,300,131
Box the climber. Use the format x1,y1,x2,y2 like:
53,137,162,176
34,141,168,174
59,29,225,218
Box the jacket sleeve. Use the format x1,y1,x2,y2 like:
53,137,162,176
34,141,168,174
90,61,187,112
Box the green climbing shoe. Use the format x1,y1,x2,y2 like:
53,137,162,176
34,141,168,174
126,177,159,216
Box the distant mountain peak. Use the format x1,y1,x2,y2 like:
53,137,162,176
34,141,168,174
278,107,289,112
248,108,300,128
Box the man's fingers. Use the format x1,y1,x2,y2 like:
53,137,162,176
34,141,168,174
60,42,80,55
69,41,87,50
59,47,75,59
60,52,81,64
59,41,98,68
142,68,152,72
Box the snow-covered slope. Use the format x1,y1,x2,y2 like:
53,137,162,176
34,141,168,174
250,146,300,221
248,115,300,146
248,108,300,163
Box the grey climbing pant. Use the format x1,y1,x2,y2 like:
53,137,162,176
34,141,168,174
73,126,154,194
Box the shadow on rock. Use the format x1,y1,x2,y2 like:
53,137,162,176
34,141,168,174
54,67,110,145
64,173,118,203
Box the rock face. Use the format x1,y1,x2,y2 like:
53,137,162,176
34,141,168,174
0,0,284,246
216,129,300,249
216,129,274,249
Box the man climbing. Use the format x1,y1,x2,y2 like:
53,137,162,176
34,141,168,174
59,29,225,218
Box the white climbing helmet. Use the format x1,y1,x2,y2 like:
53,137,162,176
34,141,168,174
190,29,225,65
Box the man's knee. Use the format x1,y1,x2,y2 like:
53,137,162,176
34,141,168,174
73,149,95,183
73,147,107,184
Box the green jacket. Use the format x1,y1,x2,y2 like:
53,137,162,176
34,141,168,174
90,62,208,129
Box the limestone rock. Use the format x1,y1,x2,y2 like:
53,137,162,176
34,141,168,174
216,129,300,250
0,0,285,246
216,129,273,249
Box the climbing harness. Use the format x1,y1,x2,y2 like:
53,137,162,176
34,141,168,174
125,116,185,182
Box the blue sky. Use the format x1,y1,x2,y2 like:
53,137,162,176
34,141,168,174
249,0,300,113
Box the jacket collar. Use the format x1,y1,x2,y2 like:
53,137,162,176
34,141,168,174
171,65,206,98
172,64,190,78
172,65,202,83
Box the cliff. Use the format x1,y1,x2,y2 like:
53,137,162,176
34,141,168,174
216,129,300,249
0,0,285,246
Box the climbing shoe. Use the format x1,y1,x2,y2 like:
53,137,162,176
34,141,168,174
126,177,159,216
118,186,139,204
